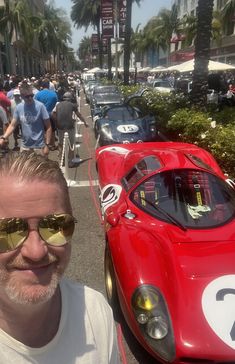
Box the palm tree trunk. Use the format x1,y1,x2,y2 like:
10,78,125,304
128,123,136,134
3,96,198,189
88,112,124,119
191,0,214,107
123,0,132,85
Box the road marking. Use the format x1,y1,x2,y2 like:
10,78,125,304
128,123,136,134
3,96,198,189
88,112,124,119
68,179,99,187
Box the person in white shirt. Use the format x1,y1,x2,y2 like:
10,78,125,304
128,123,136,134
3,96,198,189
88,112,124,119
0,151,120,364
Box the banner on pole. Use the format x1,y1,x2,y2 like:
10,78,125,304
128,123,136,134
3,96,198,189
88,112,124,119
118,0,127,38
101,0,114,38
91,34,99,55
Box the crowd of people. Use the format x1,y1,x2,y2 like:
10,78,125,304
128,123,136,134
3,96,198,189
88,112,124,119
0,72,87,165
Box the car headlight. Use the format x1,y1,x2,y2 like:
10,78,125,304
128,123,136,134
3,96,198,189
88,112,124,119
149,123,156,133
132,285,175,362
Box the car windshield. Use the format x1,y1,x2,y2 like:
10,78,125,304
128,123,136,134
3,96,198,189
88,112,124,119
94,86,119,94
130,169,235,229
154,81,171,88
105,106,139,121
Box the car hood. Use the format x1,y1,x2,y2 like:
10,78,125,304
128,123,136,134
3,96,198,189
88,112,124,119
114,218,235,359
170,238,235,359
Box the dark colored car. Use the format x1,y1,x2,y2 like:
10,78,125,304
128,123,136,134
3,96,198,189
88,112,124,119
90,85,124,117
93,92,168,146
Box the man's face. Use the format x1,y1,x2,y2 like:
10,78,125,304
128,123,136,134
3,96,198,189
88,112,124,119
0,176,72,305
20,88,34,105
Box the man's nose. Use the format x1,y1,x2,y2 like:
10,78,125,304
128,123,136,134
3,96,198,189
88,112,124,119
20,230,48,261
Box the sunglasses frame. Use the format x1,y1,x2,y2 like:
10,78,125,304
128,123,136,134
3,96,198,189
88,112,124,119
0,213,77,253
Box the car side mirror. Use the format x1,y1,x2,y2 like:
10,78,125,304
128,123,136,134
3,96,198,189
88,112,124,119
106,211,120,226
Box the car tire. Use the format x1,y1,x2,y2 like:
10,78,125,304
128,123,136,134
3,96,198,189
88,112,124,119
104,243,119,310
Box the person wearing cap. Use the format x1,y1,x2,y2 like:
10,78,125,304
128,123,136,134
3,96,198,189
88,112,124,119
0,83,52,156
52,91,88,167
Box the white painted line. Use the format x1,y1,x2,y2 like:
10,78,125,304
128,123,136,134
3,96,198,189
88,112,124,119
68,180,99,187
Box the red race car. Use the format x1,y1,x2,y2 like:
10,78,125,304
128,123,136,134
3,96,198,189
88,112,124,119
95,142,235,363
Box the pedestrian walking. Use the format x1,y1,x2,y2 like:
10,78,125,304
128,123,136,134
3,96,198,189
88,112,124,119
0,151,120,364
0,82,11,114
10,89,22,150
35,78,58,150
52,91,88,167
0,82,51,156
0,105,9,153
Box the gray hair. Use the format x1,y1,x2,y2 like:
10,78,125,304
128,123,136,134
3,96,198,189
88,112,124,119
0,151,71,207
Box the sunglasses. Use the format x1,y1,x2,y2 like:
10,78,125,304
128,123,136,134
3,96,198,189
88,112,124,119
0,213,76,253
22,94,34,99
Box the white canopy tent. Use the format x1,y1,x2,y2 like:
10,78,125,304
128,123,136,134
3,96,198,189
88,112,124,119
150,66,168,73
166,59,235,73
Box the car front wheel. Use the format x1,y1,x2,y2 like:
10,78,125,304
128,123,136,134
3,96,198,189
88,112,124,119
104,243,119,310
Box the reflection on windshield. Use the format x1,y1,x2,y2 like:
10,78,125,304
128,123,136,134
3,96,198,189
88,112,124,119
130,169,235,229
106,107,139,121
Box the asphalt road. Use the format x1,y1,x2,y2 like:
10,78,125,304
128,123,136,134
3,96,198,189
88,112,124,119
59,90,160,364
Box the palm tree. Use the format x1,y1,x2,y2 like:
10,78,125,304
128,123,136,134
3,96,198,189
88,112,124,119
142,15,169,67
130,24,145,66
221,0,235,35
78,36,92,68
0,0,32,74
153,4,181,65
34,2,72,73
182,11,222,48
191,0,214,107
71,0,102,68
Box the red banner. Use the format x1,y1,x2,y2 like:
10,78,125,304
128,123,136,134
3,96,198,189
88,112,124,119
101,0,114,38
91,34,99,55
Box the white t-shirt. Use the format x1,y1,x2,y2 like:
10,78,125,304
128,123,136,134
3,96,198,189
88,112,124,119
0,279,120,364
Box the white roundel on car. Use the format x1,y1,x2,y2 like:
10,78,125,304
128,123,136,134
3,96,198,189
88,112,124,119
117,124,139,133
98,146,129,155
202,275,235,349
101,184,122,212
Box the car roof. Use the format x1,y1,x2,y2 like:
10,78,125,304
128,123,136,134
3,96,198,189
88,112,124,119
96,142,225,186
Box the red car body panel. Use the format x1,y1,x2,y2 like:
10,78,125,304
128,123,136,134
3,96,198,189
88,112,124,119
96,142,235,362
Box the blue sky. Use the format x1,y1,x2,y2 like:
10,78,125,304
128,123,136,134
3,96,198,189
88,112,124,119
53,0,172,51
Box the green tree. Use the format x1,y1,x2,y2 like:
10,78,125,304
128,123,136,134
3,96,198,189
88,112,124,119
0,0,32,73
221,0,235,35
191,0,214,107
142,14,169,67
153,4,181,65
182,10,222,48
34,2,72,73
78,36,92,68
71,0,102,68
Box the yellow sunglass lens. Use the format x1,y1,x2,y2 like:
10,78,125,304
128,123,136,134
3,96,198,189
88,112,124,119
0,218,28,252
39,214,75,246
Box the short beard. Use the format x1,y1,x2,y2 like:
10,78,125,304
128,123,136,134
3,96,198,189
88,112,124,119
1,253,64,305
4,271,61,305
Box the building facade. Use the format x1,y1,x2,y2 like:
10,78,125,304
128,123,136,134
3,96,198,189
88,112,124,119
0,0,46,76
171,0,235,65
